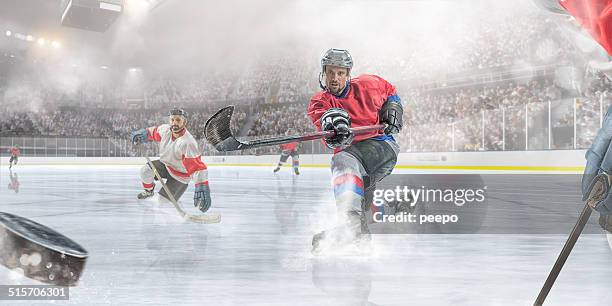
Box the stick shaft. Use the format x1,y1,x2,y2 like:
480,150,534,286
241,124,385,149
534,203,593,305
144,156,186,218
143,156,220,223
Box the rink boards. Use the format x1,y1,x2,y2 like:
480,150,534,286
3,149,587,173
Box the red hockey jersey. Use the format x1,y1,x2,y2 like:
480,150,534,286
280,142,298,151
307,74,397,146
9,147,20,157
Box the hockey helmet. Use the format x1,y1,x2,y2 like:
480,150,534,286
321,48,353,72
169,108,187,118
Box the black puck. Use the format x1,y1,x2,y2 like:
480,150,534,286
0,212,88,286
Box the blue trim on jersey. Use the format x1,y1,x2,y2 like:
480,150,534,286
387,94,402,104
371,135,395,141
331,81,350,98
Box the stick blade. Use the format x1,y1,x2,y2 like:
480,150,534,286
204,106,245,151
186,212,221,224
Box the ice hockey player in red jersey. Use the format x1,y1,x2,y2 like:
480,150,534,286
130,108,212,213
307,49,403,252
273,139,300,175
8,146,20,169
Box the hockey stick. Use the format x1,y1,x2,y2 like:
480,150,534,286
533,173,609,305
204,105,385,151
144,155,221,224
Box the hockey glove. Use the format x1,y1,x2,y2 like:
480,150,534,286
131,128,148,144
320,108,354,148
583,106,612,214
379,95,403,135
194,183,212,213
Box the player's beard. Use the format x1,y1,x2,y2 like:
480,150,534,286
171,125,184,133
328,80,345,95
328,82,339,94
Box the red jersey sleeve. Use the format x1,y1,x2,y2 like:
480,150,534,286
180,140,209,185
181,141,207,175
307,93,333,132
146,126,162,142
372,75,398,100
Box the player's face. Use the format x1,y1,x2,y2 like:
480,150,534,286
169,115,186,133
324,65,349,95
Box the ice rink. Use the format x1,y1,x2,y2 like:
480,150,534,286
1,164,612,305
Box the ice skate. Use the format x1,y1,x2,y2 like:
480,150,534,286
312,211,370,255
137,189,155,200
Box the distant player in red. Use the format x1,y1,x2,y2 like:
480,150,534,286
8,146,20,169
307,49,404,252
273,138,300,175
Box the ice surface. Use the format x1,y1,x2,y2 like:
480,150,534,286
1,165,611,305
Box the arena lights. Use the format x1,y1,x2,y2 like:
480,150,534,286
5,30,61,49
13,33,26,40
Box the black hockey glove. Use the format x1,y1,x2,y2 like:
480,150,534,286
582,106,612,214
320,108,354,148
379,96,403,135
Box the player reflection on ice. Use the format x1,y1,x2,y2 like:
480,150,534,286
7,169,19,193
312,258,374,305
273,175,300,235
132,202,209,288
257,175,301,235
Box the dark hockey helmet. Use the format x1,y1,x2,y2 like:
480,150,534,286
169,108,187,118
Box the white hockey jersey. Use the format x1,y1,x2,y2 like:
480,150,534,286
146,124,208,185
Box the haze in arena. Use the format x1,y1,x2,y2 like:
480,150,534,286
1,0,612,305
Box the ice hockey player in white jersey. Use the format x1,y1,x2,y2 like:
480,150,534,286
130,108,212,212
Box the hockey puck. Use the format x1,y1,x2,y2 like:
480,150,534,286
0,212,88,286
